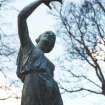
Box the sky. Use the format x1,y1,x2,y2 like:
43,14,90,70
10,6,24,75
0,0,105,105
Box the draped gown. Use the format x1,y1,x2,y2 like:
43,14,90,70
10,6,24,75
16,42,63,105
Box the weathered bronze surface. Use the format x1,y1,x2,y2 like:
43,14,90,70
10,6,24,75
16,0,63,105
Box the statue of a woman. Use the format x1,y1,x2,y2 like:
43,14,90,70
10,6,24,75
16,0,63,105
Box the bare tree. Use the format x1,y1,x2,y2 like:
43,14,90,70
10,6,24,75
50,0,105,96
0,0,20,100
0,0,16,55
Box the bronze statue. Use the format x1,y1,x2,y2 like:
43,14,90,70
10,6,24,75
16,0,63,105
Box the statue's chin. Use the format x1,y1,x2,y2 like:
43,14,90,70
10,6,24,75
41,46,53,53
43,48,52,53
38,43,54,53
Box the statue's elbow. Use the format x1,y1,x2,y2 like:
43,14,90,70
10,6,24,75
18,13,23,20
18,10,26,21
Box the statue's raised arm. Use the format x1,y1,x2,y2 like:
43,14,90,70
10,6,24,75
18,0,62,48
18,0,42,48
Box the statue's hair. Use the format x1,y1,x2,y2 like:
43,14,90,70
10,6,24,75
35,31,56,44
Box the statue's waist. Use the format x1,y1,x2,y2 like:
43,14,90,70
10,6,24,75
17,69,50,82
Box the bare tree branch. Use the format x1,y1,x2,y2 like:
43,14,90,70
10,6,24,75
50,0,105,96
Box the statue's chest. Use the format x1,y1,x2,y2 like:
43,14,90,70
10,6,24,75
30,48,55,75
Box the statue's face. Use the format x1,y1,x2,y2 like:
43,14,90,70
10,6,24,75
37,31,56,53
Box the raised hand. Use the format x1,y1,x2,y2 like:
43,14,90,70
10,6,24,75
42,0,62,9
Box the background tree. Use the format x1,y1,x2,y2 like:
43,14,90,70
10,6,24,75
50,0,105,96
0,0,20,100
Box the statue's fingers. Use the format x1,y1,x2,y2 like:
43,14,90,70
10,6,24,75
47,4,52,9
44,2,52,9
52,0,62,4
44,0,62,9
57,0,62,4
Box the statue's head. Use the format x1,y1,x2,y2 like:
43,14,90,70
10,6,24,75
36,31,56,53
